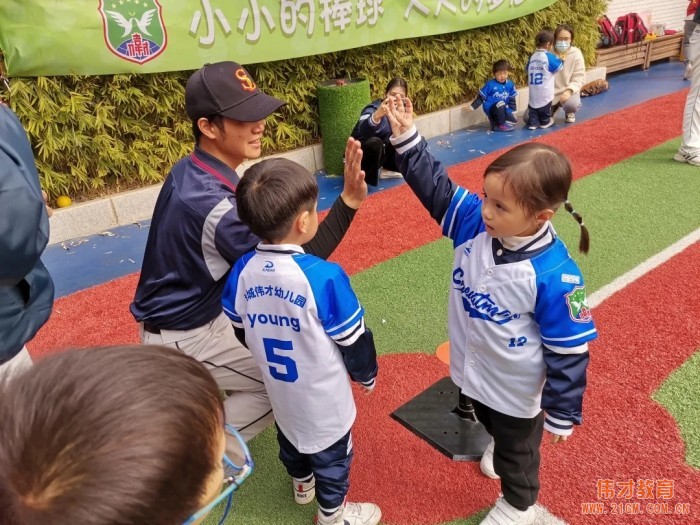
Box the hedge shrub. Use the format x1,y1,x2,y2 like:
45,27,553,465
0,0,606,201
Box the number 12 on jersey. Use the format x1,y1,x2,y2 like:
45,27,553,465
529,72,543,85
263,337,298,382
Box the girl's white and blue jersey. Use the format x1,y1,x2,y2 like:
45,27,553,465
526,49,563,109
391,127,596,436
222,244,377,453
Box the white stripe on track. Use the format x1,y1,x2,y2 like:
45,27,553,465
588,227,700,309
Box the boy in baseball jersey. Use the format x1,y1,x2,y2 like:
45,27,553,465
467,59,518,132
525,30,563,130
222,159,380,525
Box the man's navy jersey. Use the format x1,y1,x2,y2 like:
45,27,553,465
526,49,563,109
131,147,258,330
391,127,596,435
471,79,518,114
222,244,377,453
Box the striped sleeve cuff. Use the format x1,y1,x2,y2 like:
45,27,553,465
360,377,375,388
544,413,574,436
389,126,421,154
328,312,365,346
541,329,597,348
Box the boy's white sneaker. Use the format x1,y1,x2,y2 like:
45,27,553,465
293,475,316,505
480,497,535,525
480,438,500,479
316,502,382,525
539,118,555,129
565,112,576,123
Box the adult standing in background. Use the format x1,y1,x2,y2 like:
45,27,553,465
130,61,368,455
0,101,54,378
675,9,700,166
684,0,699,80
551,24,586,124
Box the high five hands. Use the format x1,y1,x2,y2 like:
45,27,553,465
382,94,414,138
340,137,367,210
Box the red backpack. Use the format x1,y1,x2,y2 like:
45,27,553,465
598,15,620,47
615,13,649,45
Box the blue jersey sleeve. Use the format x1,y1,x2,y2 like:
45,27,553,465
221,251,256,327
507,80,518,112
389,127,456,225
298,256,378,382
533,254,596,348
441,186,486,247
547,52,564,74
533,249,596,431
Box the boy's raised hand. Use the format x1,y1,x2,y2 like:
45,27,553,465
340,137,367,210
382,94,414,137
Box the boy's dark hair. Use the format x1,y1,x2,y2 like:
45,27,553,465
0,345,224,525
554,23,575,42
536,30,555,47
492,60,511,74
484,143,590,254
385,77,408,96
237,158,319,242
192,113,226,144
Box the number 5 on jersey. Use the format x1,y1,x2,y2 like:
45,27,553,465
263,337,298,382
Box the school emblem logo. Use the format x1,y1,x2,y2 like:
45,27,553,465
99,0,167,64
565,286,592,323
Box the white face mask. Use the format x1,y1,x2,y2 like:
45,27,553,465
555,40,570,52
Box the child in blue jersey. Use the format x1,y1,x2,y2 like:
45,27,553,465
526,30,563,130
221,156,380,525
384,95,596,525
466,59,518,132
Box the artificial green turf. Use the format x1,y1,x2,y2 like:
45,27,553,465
653,350,700,470
353,137,700,356
215,138,700,525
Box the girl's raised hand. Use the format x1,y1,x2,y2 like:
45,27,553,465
383,94,414,137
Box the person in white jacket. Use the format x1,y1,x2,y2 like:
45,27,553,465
551,24,586,124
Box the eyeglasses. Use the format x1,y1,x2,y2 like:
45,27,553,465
183,424,254,525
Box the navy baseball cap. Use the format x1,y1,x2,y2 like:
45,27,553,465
185,61,285,122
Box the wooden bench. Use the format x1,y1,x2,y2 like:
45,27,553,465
645,33,684,68
595,33,683,73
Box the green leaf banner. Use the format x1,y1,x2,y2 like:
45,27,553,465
0,0,555,77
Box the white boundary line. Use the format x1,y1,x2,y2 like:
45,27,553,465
588,227,700,309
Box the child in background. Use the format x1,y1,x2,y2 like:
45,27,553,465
526,30,563,130
222,156,380,525
467,60,518,132
384,94,597,525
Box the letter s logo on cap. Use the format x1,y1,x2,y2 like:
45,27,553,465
235,68,257,92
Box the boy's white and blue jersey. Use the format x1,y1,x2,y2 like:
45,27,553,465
391,127,597,436
471,79,518,114
222,244,377,453
526,49,563,109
